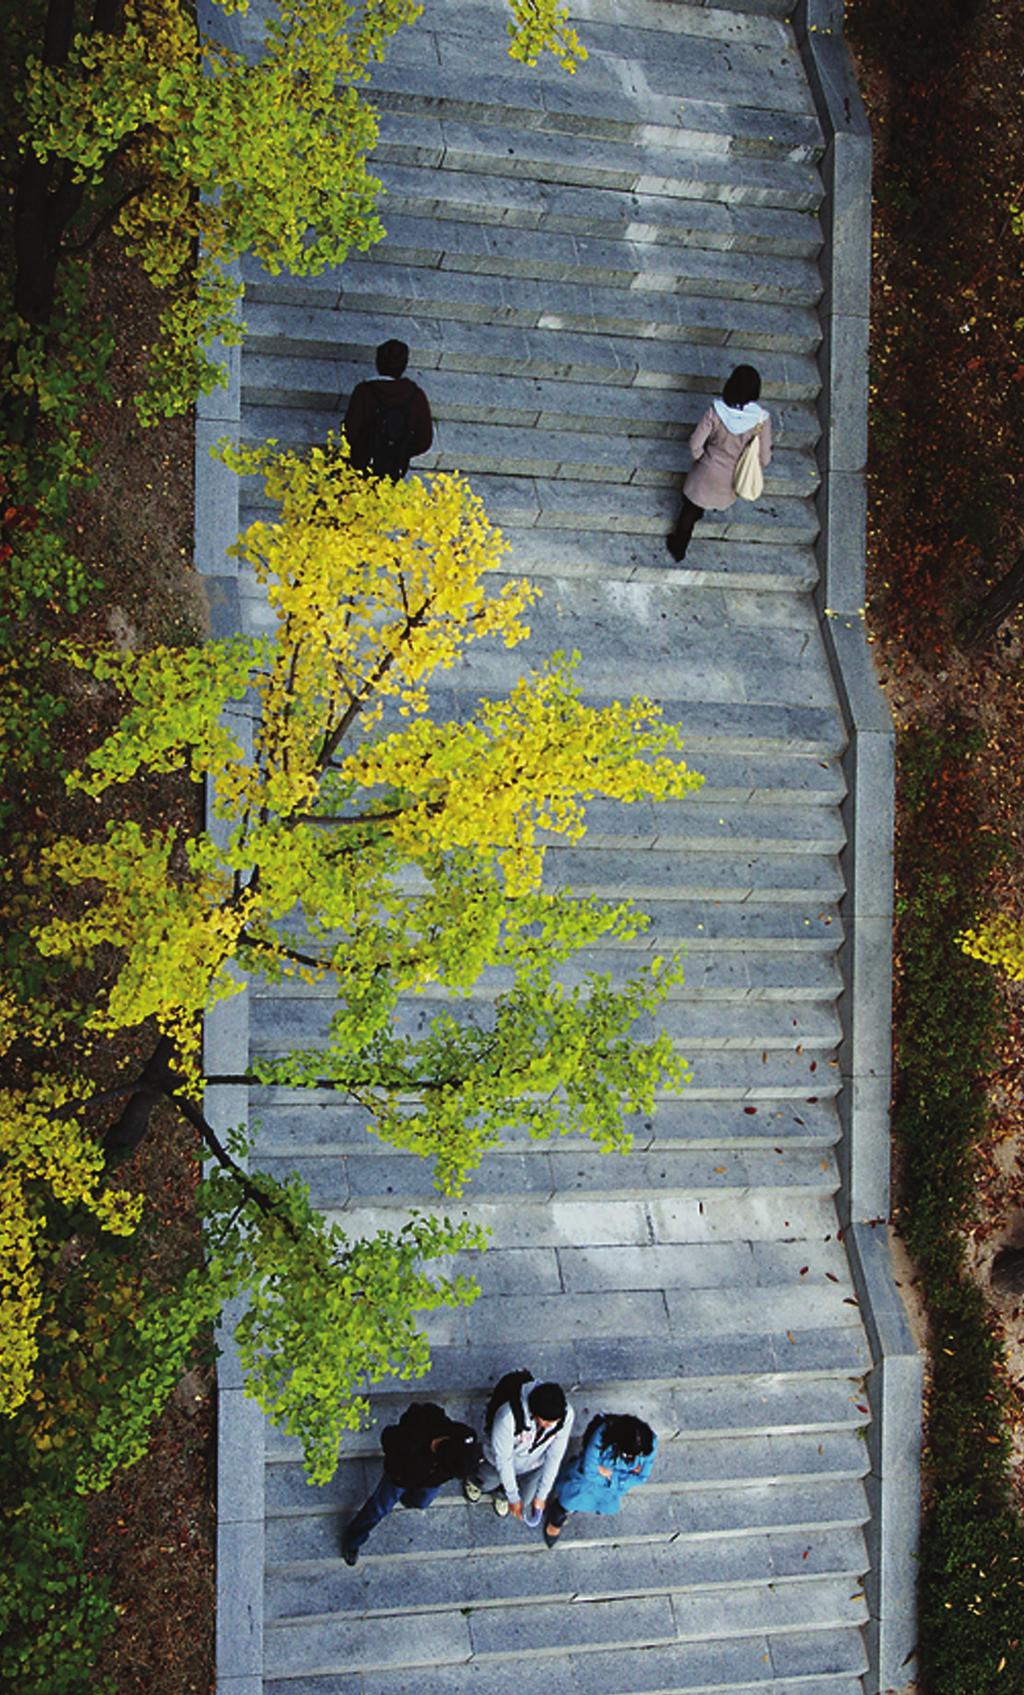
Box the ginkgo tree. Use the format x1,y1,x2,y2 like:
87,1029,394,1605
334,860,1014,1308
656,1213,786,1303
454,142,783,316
4,445,701,1487
14,0,585,422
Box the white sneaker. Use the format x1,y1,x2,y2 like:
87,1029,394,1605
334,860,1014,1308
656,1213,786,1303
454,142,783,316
462,1479,482,1504
492,1494,510,1517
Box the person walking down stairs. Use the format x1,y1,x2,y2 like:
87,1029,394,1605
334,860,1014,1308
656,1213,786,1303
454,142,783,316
342,337,434,481
542,1413,657,1549
463,1370,574,1523
340,1403,481,1566
667,364,773,562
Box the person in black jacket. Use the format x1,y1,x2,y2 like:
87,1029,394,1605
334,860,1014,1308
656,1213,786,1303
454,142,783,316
340,1403,481,1565
342,339,434,480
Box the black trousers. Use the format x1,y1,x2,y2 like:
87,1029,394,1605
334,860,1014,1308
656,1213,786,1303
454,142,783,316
667,495,704,561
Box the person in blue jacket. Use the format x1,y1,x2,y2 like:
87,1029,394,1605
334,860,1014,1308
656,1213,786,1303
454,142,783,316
542,1412,657,1548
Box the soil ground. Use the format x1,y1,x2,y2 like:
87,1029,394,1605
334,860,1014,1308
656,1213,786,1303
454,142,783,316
7,236,217,1695
845,0,1024,1446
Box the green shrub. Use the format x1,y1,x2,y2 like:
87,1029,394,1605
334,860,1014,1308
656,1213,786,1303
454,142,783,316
894,724,1024,1691
0,1473,115,1695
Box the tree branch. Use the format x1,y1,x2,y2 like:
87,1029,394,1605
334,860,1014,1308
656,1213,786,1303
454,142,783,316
316,598,431,769
60,179,149,255
170,1091,300,1238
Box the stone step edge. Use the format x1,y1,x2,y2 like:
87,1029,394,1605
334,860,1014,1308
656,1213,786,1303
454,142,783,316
266,1570,867,1641
368,88,825,170
267,1562,869,1632
267,1463,871,1500
264,1394,866,1457
263,1356,866,1408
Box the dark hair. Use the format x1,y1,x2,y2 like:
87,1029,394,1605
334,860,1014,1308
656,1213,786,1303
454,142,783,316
437,1425,484,1478
527,1381,567,1425
376,338,409,377
599,1414,655,1461
484,1370,567,1438
721,364,762,408
485,1368,533,1437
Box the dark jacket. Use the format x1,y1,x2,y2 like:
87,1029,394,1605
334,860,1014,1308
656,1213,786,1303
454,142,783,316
380,1403,474,1490
342,375,433,479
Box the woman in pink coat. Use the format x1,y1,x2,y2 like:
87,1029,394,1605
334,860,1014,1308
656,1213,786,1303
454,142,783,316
667,364,772,562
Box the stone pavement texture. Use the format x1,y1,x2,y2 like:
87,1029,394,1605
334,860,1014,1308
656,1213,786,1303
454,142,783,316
199,1,921,1692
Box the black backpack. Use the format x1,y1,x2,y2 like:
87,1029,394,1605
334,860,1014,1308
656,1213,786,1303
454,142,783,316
484,1369,533,1438
364,389,416,480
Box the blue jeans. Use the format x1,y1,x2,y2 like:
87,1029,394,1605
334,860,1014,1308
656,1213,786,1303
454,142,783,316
344,1469,441,1551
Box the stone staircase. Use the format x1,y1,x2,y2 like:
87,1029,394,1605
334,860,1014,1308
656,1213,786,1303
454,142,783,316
205,1,901,1690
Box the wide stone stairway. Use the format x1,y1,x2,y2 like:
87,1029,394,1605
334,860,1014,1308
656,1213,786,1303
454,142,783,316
204,2,914,1692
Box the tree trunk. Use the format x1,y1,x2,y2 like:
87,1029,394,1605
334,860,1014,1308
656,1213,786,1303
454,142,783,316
956,547,1024,650
9,0,127,329
104,1034,184,1166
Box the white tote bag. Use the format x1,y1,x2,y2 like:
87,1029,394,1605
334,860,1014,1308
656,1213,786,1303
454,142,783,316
733,425,764,502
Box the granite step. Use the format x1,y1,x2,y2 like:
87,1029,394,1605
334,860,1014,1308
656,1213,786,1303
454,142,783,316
239,302,824,399
267,1437,868,1532
322,1193,851,1260
264,1646,866,1695
240,256,823,356
371,161,824,258
251,1143,844,1211
249,983,842,1056
529,796,846,848
266,1235,860,1315
266,1526,868,1625
235,471,817,546
338,212,822,307
254,894,845,966
263,1374,865,1464
242,0,820,152
356,61,822,159
238,404,818,497
245,905,846,973
263,1574,867,1677
266,1484,874,1572
371,109,824,205
240,356,821,447
356,0,819,106
486,533,819,591
249,1094,841,1156
244,849,843,911
251,949,842,1004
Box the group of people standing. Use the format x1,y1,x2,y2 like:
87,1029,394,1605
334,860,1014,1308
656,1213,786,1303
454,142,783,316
342,343,773,565
341,1369,657,1565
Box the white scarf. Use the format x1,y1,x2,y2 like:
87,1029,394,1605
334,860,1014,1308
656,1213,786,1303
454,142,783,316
713,397,768,434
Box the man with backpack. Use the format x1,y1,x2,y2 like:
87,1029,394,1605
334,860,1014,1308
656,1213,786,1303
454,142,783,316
342,338,434,481
463,1369,574,1522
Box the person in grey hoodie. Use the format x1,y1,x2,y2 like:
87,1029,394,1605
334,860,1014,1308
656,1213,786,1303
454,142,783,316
667,364,773,562
463,1370,574,1521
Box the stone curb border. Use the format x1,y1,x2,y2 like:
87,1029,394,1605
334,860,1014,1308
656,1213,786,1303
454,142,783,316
192,8,264,1693
791,3,922,1690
